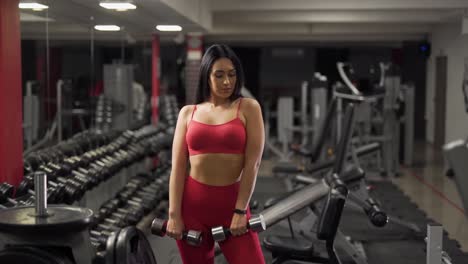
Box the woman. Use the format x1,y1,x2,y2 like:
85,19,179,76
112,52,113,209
166,44,266,264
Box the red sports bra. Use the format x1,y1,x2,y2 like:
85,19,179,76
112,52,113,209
186,99,246,156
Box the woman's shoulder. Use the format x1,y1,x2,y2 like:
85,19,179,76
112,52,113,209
240,97,261,110
179,105,196,118
238,98,261,122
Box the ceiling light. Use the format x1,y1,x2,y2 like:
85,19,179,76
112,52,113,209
99,2,136,11
156,25,182,32
19,2,49,11
94,25,121,31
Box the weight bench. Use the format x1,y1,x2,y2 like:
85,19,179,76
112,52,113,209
264,183,348,264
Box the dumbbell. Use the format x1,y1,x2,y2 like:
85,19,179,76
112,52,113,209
124,177,151,188
0,182,15,204
19,172,61,192
35,169,84,204
102,216,127,228
133,184,163,197
110,211,141,226
125,195,158,213
96,200,144,223
70,156,111,182
99,155,123,173
119,186,160,200
1,194,35,208
0,182,35,207
94,223,121,233
62,158,106,183
211,214,266,242
151,218,203,246
90,229,117,251
96,204,141,227
48,160,99,185
114,149,135,167
119,185,159,198
43,162,95,191
23,154,45,173
16,174,65,203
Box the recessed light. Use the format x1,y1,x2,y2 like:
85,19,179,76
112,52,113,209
19,2,49,11
99,2,136,11
94,25,121,31
156,25,182,32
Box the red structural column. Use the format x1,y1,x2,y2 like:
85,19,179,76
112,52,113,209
151,34,160,125
185,33,203,104
0,0,23,185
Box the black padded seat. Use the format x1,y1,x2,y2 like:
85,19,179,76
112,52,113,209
263,235,314,256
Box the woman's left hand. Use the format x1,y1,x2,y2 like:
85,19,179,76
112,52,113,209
229,213,248,236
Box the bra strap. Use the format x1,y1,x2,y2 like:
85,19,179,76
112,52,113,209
236,98,242,117
191,105,197,120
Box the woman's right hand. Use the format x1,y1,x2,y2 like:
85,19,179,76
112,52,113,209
166,216,185,240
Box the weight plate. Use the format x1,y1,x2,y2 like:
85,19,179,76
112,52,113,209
0,205,93,232
105,228,120,264
115,226,157,264
0,246,74,264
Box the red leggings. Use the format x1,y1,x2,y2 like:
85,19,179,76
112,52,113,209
176,176,265,264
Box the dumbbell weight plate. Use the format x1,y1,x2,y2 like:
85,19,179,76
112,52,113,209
0,205,93,232
0,246,74,264
115,226,157,264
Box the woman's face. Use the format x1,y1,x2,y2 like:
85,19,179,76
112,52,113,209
209,58,237,99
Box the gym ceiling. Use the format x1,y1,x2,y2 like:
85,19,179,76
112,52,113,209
19,0,468,44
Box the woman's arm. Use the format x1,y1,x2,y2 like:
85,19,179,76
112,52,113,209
235,99,265,211
168,105,191,218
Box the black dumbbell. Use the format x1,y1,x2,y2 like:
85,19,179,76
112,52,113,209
110,211,140,225
95,223,121,233
151,218,203,246
90,229,117,251
98,206,140,227
102,216,127,228
2,194,35,208
49,162,99,187
25,186,60,204
16,174,65,202
66,162,106,184
128,194,158,208
44,163,95,191
0,183,34,207
119,189,159,202
211,214,266,242
95,202,143,225
0,182,15,204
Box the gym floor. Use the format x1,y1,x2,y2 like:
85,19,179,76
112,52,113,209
392,142,468,252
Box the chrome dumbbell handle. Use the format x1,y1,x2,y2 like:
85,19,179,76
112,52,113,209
211,214,266,242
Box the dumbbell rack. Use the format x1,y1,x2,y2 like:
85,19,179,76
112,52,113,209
0,172,96,264
0,94,181,264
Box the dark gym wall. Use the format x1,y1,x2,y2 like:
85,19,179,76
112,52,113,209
401,41,428,140
260,46,316,99
231,47,261,99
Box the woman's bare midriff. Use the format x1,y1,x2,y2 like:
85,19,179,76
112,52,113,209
189,153,244,186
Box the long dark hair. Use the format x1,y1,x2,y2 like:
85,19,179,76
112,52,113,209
195,44,244,104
